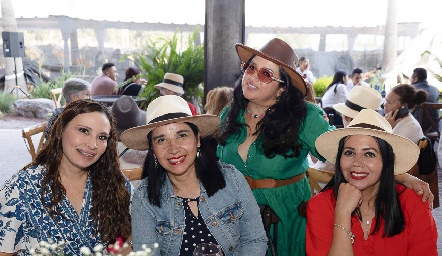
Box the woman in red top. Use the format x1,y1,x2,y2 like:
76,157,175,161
307,109,437,256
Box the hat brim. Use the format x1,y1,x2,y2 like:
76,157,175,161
333,103,360,119
236,44,307,96
120,115,220,150
315,127,420,175
154,83,184,95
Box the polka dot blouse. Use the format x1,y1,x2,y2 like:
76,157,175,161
178,197,223,255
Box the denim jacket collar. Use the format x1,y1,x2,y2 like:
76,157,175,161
159,174,207,202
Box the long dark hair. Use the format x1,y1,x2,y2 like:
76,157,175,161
216,61,307,158
323,70,347,94
34,100,131,241
143,122,226,207
323,136,405,237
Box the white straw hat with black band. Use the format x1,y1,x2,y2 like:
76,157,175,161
315,109,419,175
120,95,220,150
333,86,382,119
154,73,185,96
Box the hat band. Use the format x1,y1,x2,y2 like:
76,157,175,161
163,78,183,88
345,100,364,112
149,112,190,124
349,123,385,131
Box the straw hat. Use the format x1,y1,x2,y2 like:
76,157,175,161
111,95,146,140
315,109,419,175
120,95,220,150
235,38,307,96
154,73,185,96
333,86,382,119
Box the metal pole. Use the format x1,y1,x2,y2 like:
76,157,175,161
14,57,18,99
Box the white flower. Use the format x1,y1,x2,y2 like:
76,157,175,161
154,243,159,248
80,246,92,255
93,244,104,252
40,248,50,255
39,241,50,247
145,248,152,253
141,244,147,250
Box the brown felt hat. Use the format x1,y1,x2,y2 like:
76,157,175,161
236,38,307,96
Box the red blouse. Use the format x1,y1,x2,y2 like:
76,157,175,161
306,185,437,256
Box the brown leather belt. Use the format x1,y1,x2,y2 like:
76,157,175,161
245,172,306,190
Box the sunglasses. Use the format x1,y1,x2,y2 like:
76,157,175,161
241,62,284,84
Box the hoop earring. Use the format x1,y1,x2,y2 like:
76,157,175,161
196,147,201,158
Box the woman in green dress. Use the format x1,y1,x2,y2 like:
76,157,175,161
216,38,434,255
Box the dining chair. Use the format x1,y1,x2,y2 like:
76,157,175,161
50,88,63,108
307,167,335,197
417,102,442,144
22,122,47,161
408,137,440,209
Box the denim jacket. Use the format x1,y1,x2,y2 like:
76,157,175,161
131,162,268,255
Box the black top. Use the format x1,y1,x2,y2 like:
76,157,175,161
179,197,220,256
120,82,142,96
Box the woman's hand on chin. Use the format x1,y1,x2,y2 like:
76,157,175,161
335,183,362,215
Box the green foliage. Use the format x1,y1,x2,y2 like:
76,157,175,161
30,71,73,103
136,28,204,109
422,50,442,84
313,75,333,97
0,92,15,113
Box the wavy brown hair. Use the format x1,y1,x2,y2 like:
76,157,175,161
34,100,131,241
204,86,234,116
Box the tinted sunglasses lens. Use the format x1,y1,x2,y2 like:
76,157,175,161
257,69,273,83
245,64,272,83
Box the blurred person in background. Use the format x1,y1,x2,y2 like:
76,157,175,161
204,86,234,116
45,78,92,140
296,57,316,85
118,66,143,96
91,63,118,96
154,72,199,115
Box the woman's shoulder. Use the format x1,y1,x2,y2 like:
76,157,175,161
217,161,240,175
217,161,244,183
396,184,430,209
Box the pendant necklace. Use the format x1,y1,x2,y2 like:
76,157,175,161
245,107,265,119
361,219,371,240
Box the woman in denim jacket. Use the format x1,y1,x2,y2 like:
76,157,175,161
120,95,267,255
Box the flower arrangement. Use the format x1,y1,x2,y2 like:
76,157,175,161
29,240,158,256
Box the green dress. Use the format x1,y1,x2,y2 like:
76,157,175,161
217,102,334,256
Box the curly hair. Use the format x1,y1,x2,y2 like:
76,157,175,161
216,64,307,158
35,99,131,241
